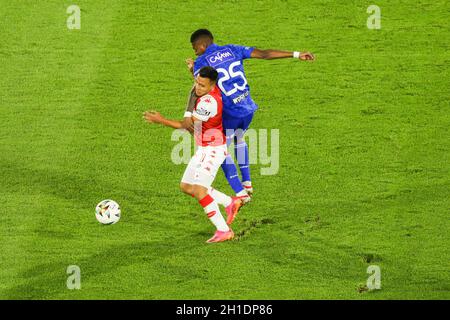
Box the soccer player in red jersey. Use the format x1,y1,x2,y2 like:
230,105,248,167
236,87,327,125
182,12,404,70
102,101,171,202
144,66,242,243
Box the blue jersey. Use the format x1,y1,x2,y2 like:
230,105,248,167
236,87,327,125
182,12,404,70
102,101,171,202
193,43,258,119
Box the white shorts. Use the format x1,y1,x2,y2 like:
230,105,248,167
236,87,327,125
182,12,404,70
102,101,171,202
181,144,227,188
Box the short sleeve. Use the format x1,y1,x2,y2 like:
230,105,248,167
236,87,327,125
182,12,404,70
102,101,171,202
192,95,218,121
230,45,255,60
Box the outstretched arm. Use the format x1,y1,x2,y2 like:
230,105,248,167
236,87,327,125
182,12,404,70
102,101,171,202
143,111,193,132
251,48,315,61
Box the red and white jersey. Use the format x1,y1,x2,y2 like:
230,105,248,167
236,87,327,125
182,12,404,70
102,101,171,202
192,86,226,147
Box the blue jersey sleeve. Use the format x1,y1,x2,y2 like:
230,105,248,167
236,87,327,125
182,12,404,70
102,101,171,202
229,45,255,60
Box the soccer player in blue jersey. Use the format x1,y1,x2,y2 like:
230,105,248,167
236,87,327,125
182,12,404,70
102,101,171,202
184,29,315,203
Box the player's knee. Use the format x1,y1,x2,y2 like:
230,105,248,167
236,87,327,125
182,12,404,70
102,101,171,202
180,182,192,195
191,184,208,199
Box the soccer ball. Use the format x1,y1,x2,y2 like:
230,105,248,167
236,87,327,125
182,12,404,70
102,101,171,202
95,199,121,225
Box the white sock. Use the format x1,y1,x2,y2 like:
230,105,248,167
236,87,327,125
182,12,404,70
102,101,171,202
208,187,232,207
200,195,229,232
242,181,252,187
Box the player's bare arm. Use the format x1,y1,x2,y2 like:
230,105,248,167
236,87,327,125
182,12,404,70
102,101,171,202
251,48,315,61
182,117,194,132
143,111,193,132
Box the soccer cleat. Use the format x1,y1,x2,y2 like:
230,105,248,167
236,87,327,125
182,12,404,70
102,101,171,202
225,197,243,225
238,194,252,205
206,229,234,243
242,181,253,197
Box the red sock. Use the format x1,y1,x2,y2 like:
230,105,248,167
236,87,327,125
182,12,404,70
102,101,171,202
198,195,229,232
198,194,214,207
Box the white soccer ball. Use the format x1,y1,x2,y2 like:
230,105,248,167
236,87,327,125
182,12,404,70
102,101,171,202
95,199,121,225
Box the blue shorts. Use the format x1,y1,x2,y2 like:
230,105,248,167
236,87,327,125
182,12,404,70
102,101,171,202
222,112,254,141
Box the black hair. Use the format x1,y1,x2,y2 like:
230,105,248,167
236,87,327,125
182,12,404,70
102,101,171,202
198,66,218,83
190,29,214,43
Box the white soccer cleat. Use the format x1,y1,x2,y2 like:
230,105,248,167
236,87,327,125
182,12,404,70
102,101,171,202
236,189,251,204
239,194,251,204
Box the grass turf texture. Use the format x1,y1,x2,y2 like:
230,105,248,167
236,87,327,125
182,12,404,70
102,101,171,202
0,0,449,299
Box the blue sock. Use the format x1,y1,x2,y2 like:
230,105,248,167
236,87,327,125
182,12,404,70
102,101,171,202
221,154,245,194
235,141,251,182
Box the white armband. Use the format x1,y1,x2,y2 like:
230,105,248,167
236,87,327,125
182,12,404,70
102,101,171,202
184,111,192,118
293,51,301,59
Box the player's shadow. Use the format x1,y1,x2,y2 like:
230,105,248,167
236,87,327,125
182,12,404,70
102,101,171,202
0,158,160,209
3,239,202,299
1,159,107,208
0,160,193,299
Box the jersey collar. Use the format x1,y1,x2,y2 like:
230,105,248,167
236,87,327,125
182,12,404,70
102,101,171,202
203,43,219,56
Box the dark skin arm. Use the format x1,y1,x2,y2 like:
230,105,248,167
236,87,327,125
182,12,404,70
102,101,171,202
251,48,315,60
185,48,314,72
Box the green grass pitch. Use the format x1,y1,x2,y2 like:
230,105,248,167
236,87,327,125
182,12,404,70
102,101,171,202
0,0,449,299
